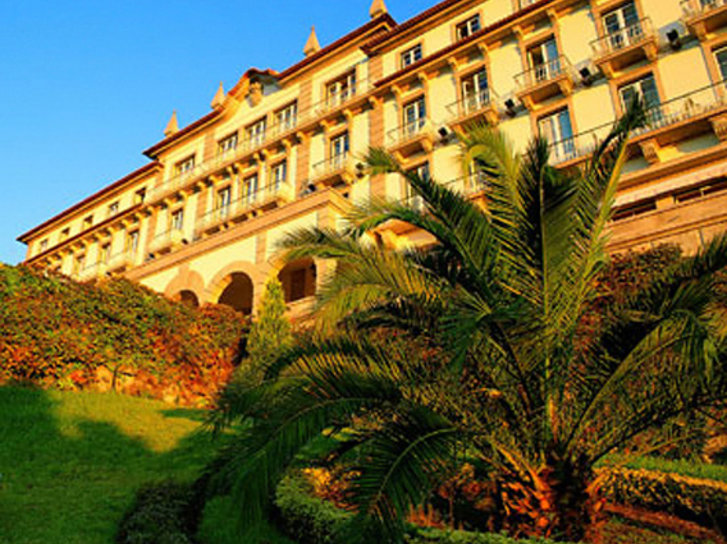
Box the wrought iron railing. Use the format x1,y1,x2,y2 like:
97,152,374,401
681,0,727,17
311,153,356,181
387,118,435,146
196,180,295,233
447,88,499,120
546,79,727,164
591,17,655,57
515,55,573,90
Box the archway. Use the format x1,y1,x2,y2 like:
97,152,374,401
217,272,254,314
177,290,199,308
277,258,316,303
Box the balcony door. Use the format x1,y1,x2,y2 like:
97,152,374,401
217,186,232,218
403,97,426,135
715,46,727,82
405,162,429,211
619,74,660,123
461,69,489,113
528,38,560,83
243,175,259,206
330,133,349,168
538,108,574,162
603,1,640,50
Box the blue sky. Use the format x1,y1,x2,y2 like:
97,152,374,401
0,0,435,264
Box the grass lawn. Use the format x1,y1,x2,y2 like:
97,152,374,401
0,386,290,544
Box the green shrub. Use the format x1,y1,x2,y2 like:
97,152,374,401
599,467,727,532
116,481,197,544
273,473,565,544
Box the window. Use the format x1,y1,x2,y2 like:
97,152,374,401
403,96,427,134
602,2,641,50
127,231,139,252
405,162,429,211
461,68,490,112
218,133,238,156
217,186,232,217
247,118,266,147
619,74,660,123
276,102,298,133
612,199,657,221
60,228,70,242
73,254,85,275
101,244,111,264
538,108,574,162
456,15,480,40
108,201,119,217
83,215,93,229
39,239,48,253
674,177,727,203
715,46,727,82
272,161,287,191
134,188,146,204
244,174,259,206
326,71,357,108
401,44,423,68
175,155,195,176
171,209,184,231
330,133,349,168
527,38,561,82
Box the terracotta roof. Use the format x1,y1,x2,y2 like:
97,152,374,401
364,0,552,54
17,162,160,243
277,13,397,82
373,0,554,88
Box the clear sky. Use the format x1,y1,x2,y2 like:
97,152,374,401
0,0,436,265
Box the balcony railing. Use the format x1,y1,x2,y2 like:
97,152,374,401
149,229,186,254
546,79,727,165
196,180,295,234
314,79,372,117
591,17,655,57
107,249,137,271
311,153,358,185
387,118,436,147
682,0,727,17
515,56,573,91
447,89,500,124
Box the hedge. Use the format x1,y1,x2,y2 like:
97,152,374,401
598,467,727,532
273,473,566,544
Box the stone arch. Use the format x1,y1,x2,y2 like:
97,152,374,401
164,268,205,305
177,290,200,308
206,261,268,314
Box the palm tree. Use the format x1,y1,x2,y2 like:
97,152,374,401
206,102,727,543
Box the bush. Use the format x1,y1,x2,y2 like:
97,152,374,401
116,481,197,544
599,467,727,532
273,473,565,544
0,266,247,405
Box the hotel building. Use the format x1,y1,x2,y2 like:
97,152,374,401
17,0,727,314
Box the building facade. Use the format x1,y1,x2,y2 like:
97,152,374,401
18,0,727,314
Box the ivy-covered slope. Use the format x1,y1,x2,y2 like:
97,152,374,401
0,265,247,405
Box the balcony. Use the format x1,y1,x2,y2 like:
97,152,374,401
515,56,575,109
591,18,658,78
547,80,727,166
311,153,359,188
148,167,201,204
107,250,137,273
149,229,187,255
682,0,727,39
196,181,296,235
387,118,438,158
446,89,500,128
314,79,372,122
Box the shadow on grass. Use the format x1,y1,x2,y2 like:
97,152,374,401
0,386,217,544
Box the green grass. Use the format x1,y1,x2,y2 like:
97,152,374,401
0,386,290,544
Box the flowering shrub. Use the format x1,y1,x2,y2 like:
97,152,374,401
0,265,247,405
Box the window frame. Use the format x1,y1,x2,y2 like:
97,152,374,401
401,44,423,68
455,14,481,41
